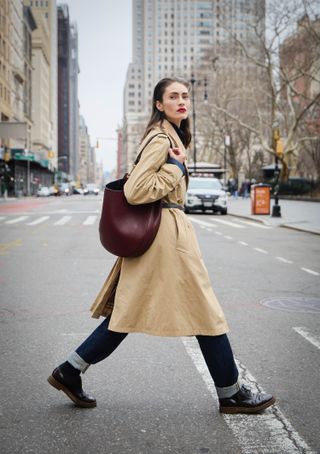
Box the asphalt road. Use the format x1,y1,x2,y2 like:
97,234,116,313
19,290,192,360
1,195,319,454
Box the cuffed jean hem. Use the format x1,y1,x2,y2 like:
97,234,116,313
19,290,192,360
216,381,241,399
67,351,90,373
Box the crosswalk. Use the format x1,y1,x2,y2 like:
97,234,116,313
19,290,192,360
0,214,99,227
0,213,271,230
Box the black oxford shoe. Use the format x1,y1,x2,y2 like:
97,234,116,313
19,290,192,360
219,385,275,414
48,366,97,408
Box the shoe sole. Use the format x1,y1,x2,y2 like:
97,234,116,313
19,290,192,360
219,396,276,414
47,375,97,408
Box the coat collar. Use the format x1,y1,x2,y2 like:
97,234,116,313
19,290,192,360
158,119,186,153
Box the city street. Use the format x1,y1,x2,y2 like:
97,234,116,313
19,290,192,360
1,195,319,454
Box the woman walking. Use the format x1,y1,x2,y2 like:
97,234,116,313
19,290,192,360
48,77,275,414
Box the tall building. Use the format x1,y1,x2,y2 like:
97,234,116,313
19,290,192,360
24,0,58,172
69,22,79,182
122,0,266,172
57,4,79,182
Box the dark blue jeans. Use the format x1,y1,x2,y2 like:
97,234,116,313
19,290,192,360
73,316,238,389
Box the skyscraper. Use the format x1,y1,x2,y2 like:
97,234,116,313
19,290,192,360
122,0,266,172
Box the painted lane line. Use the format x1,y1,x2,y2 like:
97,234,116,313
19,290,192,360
54,216,72,226
27,216,50,226
301,267,320,276
293,327,320,350
224,235,233,240
206,228,212,232
239,241,248,246
276,256,293,264
236,219,272,229
0,216,6,221
189,217,217,228
209,218,245,229
5,216,29,224
182,337,315,454
254,247,268,254
83,215,97,226
215,231,223,235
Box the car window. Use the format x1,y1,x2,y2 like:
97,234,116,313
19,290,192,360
188,179,222,190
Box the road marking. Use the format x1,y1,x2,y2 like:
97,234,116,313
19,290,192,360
0,239,22,255
5,216,29,224
210,218,245,229
54,216,72,226
224,235,233,240
189,217,217,228
205,228,212,232
236,219,272,229
239,241,248,246
27,216,50,226
83,215,97,226
301,267,319,276
0,216,6,221
276,256,293,264
254,247,268,254
215,231,223,235
182,336,315,454
293,327,320,350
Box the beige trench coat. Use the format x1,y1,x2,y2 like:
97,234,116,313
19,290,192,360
90,119,229,336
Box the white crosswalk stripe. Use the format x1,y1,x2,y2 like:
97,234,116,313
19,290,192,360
209,218,245,229
54,216,72,226
189,217,217,228
82,215,97,226
0,216,6,222
5,216,29,224
293,327,320,350
27,216,50,226
235,219,272,229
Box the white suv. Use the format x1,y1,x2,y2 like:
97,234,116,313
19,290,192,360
185,177,228,214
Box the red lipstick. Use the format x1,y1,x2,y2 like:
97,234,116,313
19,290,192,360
177,108,187,113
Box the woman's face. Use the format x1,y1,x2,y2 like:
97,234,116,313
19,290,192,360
156,82,191,127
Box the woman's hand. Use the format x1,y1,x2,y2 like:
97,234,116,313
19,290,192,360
168,147,186,164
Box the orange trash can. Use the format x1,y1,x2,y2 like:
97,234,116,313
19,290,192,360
251,184,271,215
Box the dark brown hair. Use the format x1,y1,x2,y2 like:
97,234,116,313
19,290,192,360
141,77,192,148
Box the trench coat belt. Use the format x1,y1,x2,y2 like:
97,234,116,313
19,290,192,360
162,202,184,211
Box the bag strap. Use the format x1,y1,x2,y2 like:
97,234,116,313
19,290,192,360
134,133,173,166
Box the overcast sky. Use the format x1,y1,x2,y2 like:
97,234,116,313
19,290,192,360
63,0,132,172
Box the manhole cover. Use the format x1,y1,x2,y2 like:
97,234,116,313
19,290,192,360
260,297,320,314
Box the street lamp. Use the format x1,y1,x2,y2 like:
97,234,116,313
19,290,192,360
224,135,231,188
271,127,282,217
189,74,208,169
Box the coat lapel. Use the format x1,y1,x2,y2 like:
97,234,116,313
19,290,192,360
160,119,189,183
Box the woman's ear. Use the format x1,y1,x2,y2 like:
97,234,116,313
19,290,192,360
156,100,164,112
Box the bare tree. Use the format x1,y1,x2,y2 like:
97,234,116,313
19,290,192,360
195,0,320,183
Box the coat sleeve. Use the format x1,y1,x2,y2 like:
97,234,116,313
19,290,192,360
124,134,184,205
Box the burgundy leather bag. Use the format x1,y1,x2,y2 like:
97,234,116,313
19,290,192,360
99,134,170,257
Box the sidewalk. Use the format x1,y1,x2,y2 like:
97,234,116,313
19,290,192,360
227,197,320,235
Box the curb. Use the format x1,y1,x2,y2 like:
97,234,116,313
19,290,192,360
228,212,272,226
228,212,320,235
279,223,320,236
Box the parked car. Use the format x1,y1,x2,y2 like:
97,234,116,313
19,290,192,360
59,183,72,196
49,186,59,196
72,187,83,195
37,186,50,197
185,177,228,214
83,184,100,195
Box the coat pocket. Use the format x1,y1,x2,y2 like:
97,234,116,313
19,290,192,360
171,211,192,254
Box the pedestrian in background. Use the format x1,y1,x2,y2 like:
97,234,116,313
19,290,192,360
48,77,275,414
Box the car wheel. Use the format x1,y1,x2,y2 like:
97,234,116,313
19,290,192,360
220,208,227,215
